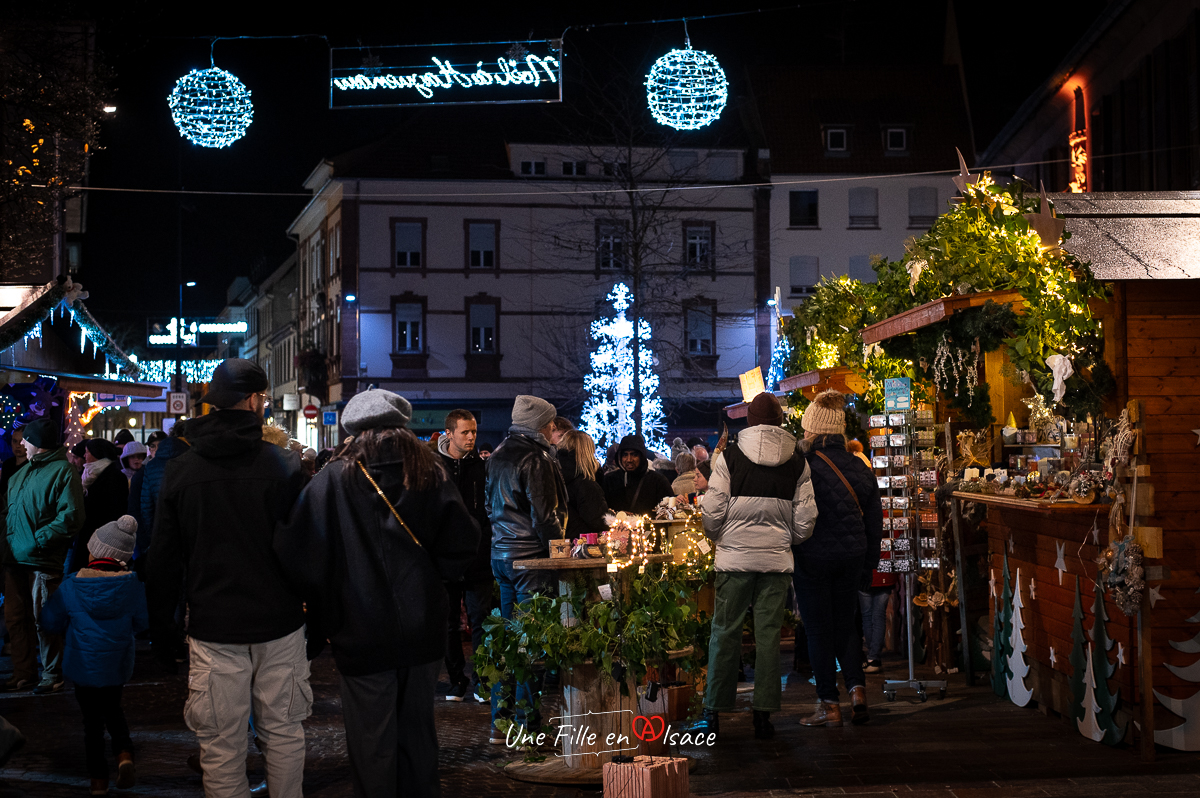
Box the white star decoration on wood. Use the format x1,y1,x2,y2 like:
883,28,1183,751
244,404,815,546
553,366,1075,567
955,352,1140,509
1192,429,1200,446
1150,586,1164,608
1049,647,1057,667
1055,541,1067,585
1024,182,1067,251
1091,522,1100,546
1117,643,1126,667
952,147,979,194
1030,579,1037,600
989,569,996,599
1008,534,1015,554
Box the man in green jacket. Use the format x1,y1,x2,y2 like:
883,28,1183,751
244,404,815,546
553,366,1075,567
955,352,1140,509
2,417,85,693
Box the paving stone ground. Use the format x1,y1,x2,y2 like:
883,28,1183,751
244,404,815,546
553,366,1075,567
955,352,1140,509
0,641,1196,797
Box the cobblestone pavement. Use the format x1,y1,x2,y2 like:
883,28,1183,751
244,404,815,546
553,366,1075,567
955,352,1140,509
0,643,1198,797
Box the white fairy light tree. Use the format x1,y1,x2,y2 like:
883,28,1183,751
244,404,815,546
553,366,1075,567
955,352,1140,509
1007,568,1034,707
580,283,666,455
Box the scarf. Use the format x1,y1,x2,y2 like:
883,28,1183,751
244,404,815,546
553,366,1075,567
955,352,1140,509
82,457,114,490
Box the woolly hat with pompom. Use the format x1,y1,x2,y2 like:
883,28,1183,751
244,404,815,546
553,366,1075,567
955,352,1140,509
88,515,137,563
801,389,846,435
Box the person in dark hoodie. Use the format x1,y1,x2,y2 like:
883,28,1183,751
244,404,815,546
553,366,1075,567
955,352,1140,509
485,395,568,743
793,390,884,729
601,434,673,515
68,439,128,574
144,359,308,798
276,389,478,798
436,408,494,703
43,515,146,796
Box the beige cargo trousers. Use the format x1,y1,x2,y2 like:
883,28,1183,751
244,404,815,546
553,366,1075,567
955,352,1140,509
185,627,312,798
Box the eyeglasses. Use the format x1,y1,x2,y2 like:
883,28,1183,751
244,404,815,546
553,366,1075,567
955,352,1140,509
256,393,271,408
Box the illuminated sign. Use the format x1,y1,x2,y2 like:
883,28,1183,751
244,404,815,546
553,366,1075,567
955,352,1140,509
1069,130,1087,193
147,317,248,347
330,40,562,109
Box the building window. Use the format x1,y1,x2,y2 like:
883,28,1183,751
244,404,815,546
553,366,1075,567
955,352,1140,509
466,221,498,269
331,222,341,274
684,223,714,267
685,303,715,355
520,160,545,176
393,221,424,268
562,161,587,176
825,128,848,152
789,191,819,227
908,186,939,229
848,187,879,228
849,255,874,283
886,128,908,151
597,224,625,271
789,256,819,296
469,302,496,353
394,303,423,353
310,234,324,287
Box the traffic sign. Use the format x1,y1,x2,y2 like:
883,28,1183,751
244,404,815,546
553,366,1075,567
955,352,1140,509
167,392,188,415
322,411,338,426
303,404,320,419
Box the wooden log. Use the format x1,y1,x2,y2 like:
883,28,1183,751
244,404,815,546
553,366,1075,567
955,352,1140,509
561,663,642,770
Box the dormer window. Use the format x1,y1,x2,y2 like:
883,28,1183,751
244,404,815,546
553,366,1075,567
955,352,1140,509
825,128,848,152
886,128,908,151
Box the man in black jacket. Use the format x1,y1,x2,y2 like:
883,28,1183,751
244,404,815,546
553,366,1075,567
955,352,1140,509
601,434,673,515
145,359,308,798
485,395,567,742
436,409,493,702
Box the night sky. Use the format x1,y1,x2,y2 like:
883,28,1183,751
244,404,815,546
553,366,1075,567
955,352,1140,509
68,0,1106,339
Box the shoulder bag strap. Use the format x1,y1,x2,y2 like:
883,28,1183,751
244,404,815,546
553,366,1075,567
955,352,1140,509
814,451,863,516
357,460,422,547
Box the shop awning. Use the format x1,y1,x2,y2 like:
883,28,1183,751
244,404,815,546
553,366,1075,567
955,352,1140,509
0,365,165,398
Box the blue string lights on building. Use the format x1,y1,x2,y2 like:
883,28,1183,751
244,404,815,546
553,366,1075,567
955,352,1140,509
645,45,727,131
168,67,254,148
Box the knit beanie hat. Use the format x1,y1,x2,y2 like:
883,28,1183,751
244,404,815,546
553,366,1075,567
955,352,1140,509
22,417,60,449
747,392,785,427
88,515,137,563
511,395,556,431
121,441,148,466
801,389,847,435
342,389,413,435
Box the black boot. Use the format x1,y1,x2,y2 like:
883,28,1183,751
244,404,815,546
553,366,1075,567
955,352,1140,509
686,708,719,740
753,710,774,740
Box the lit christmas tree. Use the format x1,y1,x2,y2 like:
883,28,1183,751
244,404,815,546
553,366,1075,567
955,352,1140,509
767,333,792,390
580,283,666,454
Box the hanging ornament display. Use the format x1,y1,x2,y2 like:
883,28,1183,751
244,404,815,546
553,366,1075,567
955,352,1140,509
644,26,727,131
169,65,254,148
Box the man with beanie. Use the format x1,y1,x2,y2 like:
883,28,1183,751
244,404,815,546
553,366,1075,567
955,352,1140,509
145,358,309,798
485,395,568,742
793,389,883,728
690,391,816,740
1,417,85,694
601,434,673,515
43,515,146,795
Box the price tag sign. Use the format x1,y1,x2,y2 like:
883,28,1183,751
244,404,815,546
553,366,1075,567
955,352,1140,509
698,539,711,554
598,584,613,600
607,563,619,573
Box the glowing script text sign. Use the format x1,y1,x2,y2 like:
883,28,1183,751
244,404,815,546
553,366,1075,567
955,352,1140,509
330,40,562,109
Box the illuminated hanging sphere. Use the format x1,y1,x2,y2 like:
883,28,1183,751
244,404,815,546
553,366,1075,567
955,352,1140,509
168,67,253,148
645,48,728,131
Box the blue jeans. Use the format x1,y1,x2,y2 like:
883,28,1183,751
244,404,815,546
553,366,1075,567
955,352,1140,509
793,553,867,702
490,558,554,727
859,587,892,662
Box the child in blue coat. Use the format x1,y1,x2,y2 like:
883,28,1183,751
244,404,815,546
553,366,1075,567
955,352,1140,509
43,515,146,797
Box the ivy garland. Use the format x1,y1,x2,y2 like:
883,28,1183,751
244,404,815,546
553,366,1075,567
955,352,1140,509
777,172,1112,428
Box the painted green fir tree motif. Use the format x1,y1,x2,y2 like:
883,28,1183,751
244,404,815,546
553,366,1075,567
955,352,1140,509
993,551,1014,698
1084,577,1127,746
1069,574,1088,722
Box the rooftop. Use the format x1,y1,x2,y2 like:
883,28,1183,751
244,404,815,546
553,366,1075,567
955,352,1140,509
1058,191,1200,280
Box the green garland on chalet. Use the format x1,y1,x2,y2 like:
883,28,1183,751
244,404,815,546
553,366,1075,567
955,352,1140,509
777,172,1113,429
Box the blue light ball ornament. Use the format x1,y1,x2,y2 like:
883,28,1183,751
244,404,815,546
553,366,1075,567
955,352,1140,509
168,67,254,148
645,47,728,130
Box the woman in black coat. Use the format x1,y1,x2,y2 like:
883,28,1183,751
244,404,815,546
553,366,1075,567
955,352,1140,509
69,438,128,573
275,389,478,798
557,431,609,539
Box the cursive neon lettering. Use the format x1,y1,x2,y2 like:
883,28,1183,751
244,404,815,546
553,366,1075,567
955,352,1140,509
333,52,559,101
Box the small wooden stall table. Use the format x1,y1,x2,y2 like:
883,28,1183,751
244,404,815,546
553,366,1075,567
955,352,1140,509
503,553,697,786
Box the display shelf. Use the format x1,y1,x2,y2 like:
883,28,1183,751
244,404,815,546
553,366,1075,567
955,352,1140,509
949,491,1097,513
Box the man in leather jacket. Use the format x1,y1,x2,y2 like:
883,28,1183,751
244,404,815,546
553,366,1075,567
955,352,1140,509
484,395,567,743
